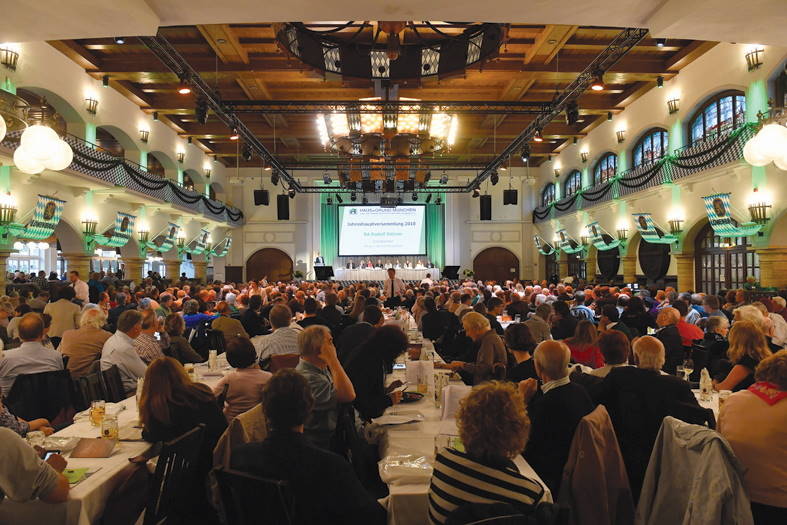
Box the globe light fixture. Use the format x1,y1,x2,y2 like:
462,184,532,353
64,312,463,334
743,120,787,169
14,124,73,174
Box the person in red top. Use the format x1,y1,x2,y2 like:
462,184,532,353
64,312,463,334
673,300,703,347
565,320,605,369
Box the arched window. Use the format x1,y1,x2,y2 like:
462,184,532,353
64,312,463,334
694,222,759,295
593,153,617,185
633,128,668,167
95,127,125,158
146,155,165,177
208,185,216,200
183,173,195,191
563,170,582,197
541,183,556,207
689,90,746,143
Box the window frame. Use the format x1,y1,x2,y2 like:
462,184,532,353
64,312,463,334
541,183,556,207
563,169,582,198
593,153,618,185
688,90,747,144
632,128,669,167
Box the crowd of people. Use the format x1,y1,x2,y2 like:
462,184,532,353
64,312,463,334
0,269,784,524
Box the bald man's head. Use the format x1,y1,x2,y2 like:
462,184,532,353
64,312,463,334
633,335,665,371
534,340,571,381
18,312,45,342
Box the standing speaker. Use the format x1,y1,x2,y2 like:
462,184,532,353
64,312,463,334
480,194,492,220
503,189,518,205
277,194,290,220
253,189,269,206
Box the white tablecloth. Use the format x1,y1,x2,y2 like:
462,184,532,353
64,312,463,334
378,344,551,525
0,367,226,525
334,268,440,281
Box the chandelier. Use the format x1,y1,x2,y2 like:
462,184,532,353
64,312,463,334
316,97,458,159
743,108,787,170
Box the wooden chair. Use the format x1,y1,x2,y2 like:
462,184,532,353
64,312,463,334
144,425,205,525
269,354,300,373
102,365,127,402
213,466,294,525
5,370,73,422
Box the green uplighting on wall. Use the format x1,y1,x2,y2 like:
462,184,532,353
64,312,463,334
745,79,768,122
0,166,10,193
669,119,684,154
1,77,15,95
139,151,148,171
85,123,96,148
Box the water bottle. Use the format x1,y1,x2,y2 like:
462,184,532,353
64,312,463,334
700,368,712,402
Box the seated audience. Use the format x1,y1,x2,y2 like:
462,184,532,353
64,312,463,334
252,304,302,365
715,320,772,392
134,309,166,364
565,320,604,368
100,310,147,395
505,323,538,383
182,299,217,330
0,427,69,504
550,300,578,341
654,307,684,375
337,305,383,363
0,399,53,437
447,312,507,384
298,297,327,329
345,325,408,421
454,293,473,319
599,304,635,341
619,296,656,337
672,300,704,347
295,325,355,449
718,351,787,524
239,294,267,337
6,303,32,344
428,381,545,524
211,301,249,342
58,307,112,378
484,297,505,335
524,304,552,343
213,337,272,421
590,330,631,378
521,340,594,493
317,292,343,328
0,313,64,396
700,315,729,376
231,369,386,524
163,314,204,364
43,287,81,346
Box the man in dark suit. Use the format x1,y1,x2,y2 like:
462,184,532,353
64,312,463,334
337,306,384,364
521,340,594,494
314,252,325,266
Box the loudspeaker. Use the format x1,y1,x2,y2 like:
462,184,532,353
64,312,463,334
277,194,289,220
480,194,492,220
253,189,269,206
443,265,460,280
503,189,518,205
315,266,334,280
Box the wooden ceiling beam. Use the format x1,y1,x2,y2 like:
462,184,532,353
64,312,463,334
47,40,101,70
665,41,719,72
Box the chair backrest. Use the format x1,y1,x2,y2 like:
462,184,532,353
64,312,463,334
144,425,206,525
213,466,295,525
669,400,716,429
75,372,106,411
102,365,126,403
5,370,73,421
207,329,226,354
270,354,300,373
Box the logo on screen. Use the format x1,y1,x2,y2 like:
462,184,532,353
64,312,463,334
349,208,358,215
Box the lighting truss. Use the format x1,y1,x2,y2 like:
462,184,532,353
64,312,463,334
221,100,553,115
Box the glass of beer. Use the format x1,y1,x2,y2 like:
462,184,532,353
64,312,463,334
101,413,119,440
718,390,732,409
90,400,106,426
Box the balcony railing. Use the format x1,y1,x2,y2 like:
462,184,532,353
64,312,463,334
533,123,755,223
0,132,243,225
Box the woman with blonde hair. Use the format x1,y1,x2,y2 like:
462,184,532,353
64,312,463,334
428,381,544,524
715,320,772,392
565,320,604,368
347,294,366,320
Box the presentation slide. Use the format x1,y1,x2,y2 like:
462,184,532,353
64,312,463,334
338,205,426,256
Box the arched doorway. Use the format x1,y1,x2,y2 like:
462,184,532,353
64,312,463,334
246,248,293,282
694,222,759,295
544,253,558,281
473,247,519,282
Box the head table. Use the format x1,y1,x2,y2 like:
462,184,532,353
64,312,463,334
333,268,440,282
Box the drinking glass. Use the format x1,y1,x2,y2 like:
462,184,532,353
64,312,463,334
676,364,685,380
90,400,106,426
718,390,732,409
101,413,119,441
683,358,694,381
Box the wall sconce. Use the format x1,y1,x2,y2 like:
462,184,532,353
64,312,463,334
84,97,98,115
747,187,772,224
667,97,680,114
0,193,18,224
668,218,684,235
81,214,98,235
553,169,560,178
177,230,186,248
176,151,185,163
139,129,149,143
616,227,629,241
0,43,19,71
102,75,110,88
137,223,150,243
204,167,211,178
580,151,589,163
580,235,590,246
745,46,764,71
616,130,626,143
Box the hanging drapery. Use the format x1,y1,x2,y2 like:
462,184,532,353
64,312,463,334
534,235,557,255
319,192,338,266
586,221,622,251
632,213,679,244
702,192,762,237
556,228,584,254
425,196,445,269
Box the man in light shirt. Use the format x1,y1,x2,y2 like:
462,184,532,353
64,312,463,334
68,271,89,304
420,273,433,287
0,314,64,396
382,268,406,308
252,304,302,366
101,310,147,395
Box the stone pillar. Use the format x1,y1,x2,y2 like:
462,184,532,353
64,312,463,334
193,260,208,283
621,255,637,284
164,259,181,281
586,250,597,283
558,252,569,280
62,252,93,281
123,257,145,285
675,254,695,292
0,249,14,294
756,247,787,289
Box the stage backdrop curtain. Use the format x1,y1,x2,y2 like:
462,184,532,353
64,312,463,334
320,192,339,266
426,195,445,269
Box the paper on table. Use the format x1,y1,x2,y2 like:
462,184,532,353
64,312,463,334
378,455,433,485
63,468,89,485
372,413,425,426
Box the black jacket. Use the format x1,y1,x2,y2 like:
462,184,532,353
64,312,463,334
523,381,593,494
619,310,657,338
337,322,374,364
231,431,386,525
655,325,684,374
344,343,392,421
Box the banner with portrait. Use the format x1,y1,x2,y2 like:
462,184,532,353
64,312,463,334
555,228,584,254
632,213,679,244
702,192,762,237
96,212,135,248
193,228,210,254
210,237,232,258
533,235,557,256
585,221,622,251
147,222,180,253
19,195,66,240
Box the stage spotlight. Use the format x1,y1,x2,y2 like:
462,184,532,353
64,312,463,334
288,188,296,199
435,196,442,205
490,170,499,186
590,69,604,91
336,193,343,204
114,37,125,44
229,128,240,140
656,75,664,88
425,194,432,203
178,82,192,95
412,192,418,201
270,169,279,186
195,97,208,125
607,111,613,121
322,172,331,184
326,197,333,205
520,145,530,163
472,187,481,198
656,38,666,48
533,130,543,142
241,144,253,162
439,171,448,185
565,100,579,125
350,192,357,202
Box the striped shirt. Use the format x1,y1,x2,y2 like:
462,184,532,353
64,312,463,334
428,448,544,524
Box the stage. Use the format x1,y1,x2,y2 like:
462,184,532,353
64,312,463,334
332,268,440,281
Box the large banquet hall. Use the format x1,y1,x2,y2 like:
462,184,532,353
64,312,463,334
0,1,786,524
